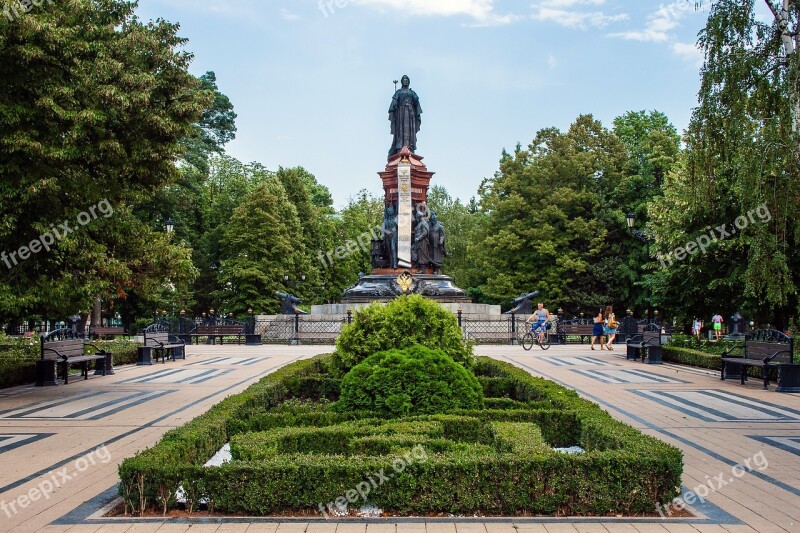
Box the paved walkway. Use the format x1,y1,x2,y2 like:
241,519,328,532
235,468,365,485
0,344,797,532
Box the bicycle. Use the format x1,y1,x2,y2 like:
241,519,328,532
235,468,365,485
521,320,554,350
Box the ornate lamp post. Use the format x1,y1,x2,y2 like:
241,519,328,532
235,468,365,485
284,274,306,286
627,212,652,323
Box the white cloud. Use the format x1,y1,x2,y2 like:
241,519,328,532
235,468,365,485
672,41,704,66
547,53,558,69
608,1,692,42
531,0,628,30
281,9,300,21
539,0,605,7
354,0,516,25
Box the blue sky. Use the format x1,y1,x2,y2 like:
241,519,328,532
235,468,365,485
135,0,714,208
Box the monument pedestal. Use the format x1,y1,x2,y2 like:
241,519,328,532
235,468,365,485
342,272,470,304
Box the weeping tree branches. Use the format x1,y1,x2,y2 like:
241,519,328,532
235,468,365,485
684,0,800,313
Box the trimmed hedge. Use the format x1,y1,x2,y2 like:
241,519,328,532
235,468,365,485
118,355,683,517
662,346,778,380
332,295,473,375
338,345,484,417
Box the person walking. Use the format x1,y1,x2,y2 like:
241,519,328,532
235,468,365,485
591,307,605,350
711,313,724,341
604,306,618,350
692,317,703,340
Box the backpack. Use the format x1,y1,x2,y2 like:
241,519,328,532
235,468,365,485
608,314,618,329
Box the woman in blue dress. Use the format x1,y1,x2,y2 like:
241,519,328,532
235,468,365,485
591,307,605,350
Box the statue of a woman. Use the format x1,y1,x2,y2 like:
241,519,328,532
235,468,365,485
389,75,422,156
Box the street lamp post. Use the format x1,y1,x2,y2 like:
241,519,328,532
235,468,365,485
627,212,652,323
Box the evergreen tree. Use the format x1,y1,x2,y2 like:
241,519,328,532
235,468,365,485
216,178,301,314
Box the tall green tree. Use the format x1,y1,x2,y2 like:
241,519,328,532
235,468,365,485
427,185,483,290
216,178,302,314
654,0,800,325
126,71,238,320
611,110,683,317
473,115,629,312
0,0,209,322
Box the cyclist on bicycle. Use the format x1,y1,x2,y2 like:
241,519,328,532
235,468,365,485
526,303,550,344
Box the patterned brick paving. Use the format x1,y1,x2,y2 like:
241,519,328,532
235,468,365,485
0,344,796,532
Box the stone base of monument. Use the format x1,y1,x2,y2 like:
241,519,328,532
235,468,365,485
311,302,501,316
340,273,471,304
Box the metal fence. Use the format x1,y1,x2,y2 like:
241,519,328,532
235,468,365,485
3,314,668,346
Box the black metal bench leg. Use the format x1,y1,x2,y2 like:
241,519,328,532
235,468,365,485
740,369,746,385
721,361,725,381
763,365,769,390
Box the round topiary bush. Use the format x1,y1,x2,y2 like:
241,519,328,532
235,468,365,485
338,344,484,418
333,294,472,375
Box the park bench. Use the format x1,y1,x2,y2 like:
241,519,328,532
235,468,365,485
89,326,129,340
293,331,340,345
721,330,798,392
190,324,245,345
559,324,595,344
626,328,663,364
138,331,185,366
37,338,110,386
466,331,514,344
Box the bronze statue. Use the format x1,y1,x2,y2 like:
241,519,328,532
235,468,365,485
382,205,398,269
275,291,308,315
413,210,431,273
429,211,448,274
388,75,422,156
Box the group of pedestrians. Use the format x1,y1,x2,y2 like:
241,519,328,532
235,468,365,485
693,313,724,340
591,306,618,351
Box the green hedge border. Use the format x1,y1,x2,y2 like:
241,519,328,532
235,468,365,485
118,355,683,517
662,346,778,380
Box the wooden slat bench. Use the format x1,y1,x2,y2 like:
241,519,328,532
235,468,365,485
293,331,340,345
463,329,514,344
559,324,596,344
138,331,185,366
190,324,245,345
626,330,663,364
37,338,110,386
721,330,797,392
89,326,129,340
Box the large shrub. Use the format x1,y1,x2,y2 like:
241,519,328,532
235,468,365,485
333,294,472,374
338,345,483,418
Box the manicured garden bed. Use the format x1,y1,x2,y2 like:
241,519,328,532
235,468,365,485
118,354,683,517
